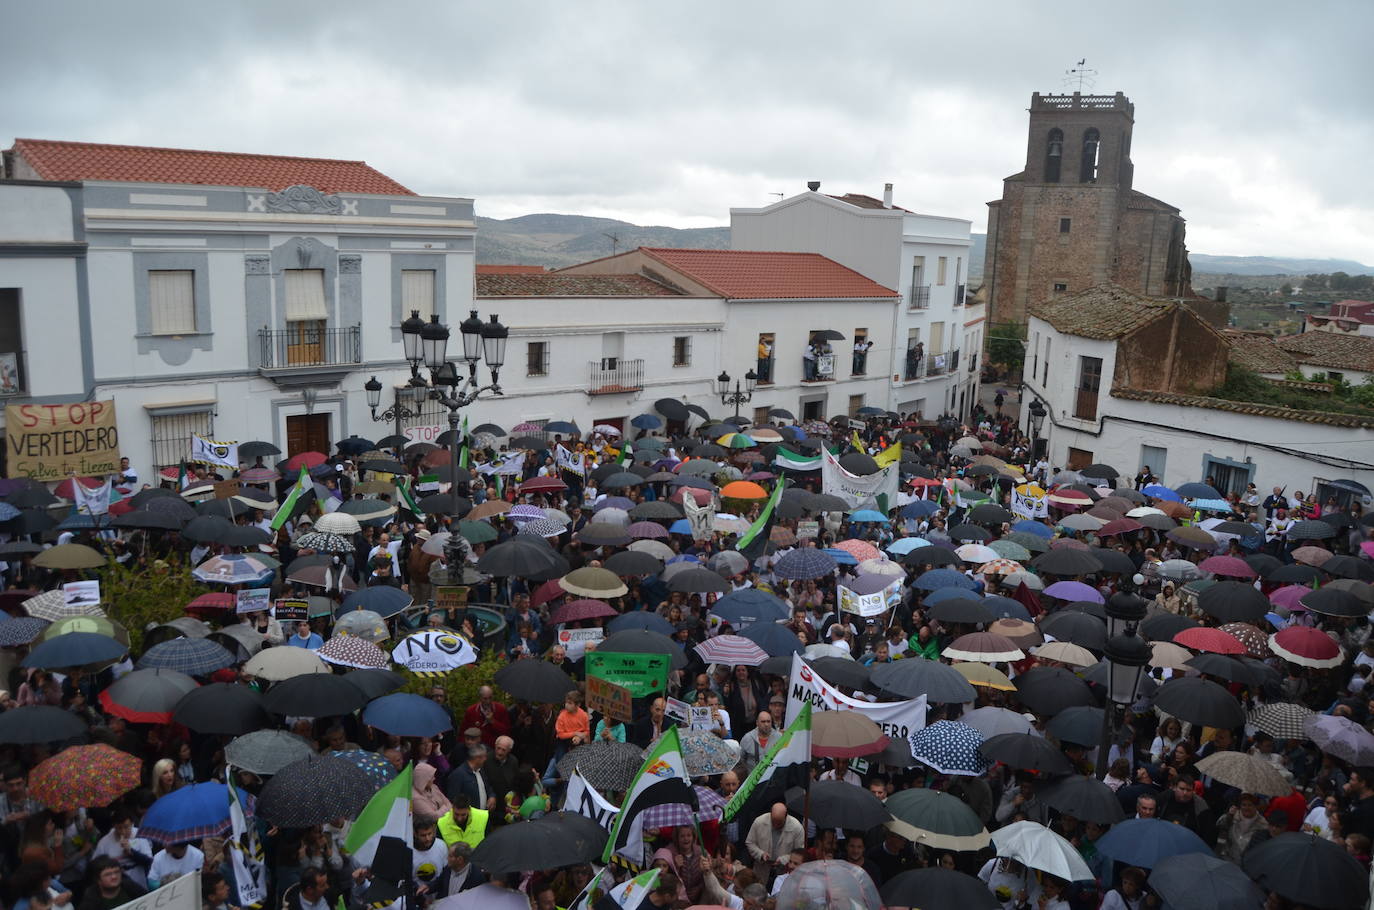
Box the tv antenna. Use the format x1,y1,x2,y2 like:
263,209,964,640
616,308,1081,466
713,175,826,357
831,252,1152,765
604,232,621,256
1063,59,1098,93
768,192,785,200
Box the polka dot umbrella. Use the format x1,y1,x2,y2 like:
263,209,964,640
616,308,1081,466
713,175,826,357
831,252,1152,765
317,635,390,670
909,721,988,776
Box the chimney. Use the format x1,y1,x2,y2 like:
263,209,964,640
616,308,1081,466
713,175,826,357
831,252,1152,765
1215,286,1228,303
807,180,821,192
882,183,893,208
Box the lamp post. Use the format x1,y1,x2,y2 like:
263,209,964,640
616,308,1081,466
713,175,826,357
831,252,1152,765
717,368,758,420
1028,398,1047,461
395,308,508,585
364,375,428,438
1096,592,1151,779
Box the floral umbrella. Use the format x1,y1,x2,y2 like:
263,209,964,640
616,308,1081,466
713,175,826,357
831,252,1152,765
29,744,143,811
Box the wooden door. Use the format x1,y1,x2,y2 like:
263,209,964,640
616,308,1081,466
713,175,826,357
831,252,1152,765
286,320,325,365
286,413,331,456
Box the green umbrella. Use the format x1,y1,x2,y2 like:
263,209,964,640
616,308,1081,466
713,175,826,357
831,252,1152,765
457,520,498,544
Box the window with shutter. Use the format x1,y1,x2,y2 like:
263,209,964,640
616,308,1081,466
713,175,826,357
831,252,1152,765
284,270,328,322
401,270,436,320
148,270,196,335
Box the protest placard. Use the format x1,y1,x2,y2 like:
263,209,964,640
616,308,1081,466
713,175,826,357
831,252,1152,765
236,588,271,615
62,580,100,608
586,676,633,723
587,651,670,696
272,599,309,622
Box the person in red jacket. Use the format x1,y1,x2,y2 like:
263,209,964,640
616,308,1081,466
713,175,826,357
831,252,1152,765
1267,787,1307,832
462,686,511,747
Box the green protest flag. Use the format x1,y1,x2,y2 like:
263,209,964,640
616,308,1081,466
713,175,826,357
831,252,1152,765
586,651,671,697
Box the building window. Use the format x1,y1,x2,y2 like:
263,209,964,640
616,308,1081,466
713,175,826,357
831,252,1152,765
1080,128,1100,183
150,409,213,476
1141,444,1167,480
937,257,948,286
1327,371,1344,384
0,289,24,395
1059,218,1071,234
1074,355,1102,420
1045,128,1063,183
851,329,869,375
1043,337,1050,386
527,341,549,377
1053,283,1068,294
1067,446,1094,471
848,394,864,417
148,270,197,335
673,336,691,367
283,269,328,366
756,333,774,384
401,269,436,320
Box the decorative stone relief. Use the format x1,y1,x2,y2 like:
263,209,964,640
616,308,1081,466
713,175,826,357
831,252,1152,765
341,200,359,215
265,185,343,215
338,255,362,274
245,256,271,275
246,194,267,213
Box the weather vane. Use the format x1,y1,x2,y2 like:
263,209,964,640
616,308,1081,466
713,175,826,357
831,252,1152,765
1063,59,1098,93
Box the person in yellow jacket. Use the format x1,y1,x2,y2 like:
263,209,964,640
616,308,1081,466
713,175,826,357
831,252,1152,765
437,795,489,849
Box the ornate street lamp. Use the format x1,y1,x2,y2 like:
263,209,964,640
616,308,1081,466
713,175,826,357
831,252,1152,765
717,368,758,420
1096,592,1151,779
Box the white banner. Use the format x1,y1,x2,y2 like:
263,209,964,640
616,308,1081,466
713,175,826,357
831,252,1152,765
557,627,604,661
73,477,112,516
838,578,902,617
563,769,620,833
787,654,927,746
555,444,586,477
821,448,900,510
682,482,715,540
190,435,238,470
114,871,200,910
226,767,268,908
476,452,527,476
1011,486,1048,519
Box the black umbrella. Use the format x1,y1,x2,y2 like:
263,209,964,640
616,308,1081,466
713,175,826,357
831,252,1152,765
0,705,88,744
1154,676,1245,729
344,668,407,700
1044,706,1105,747
240,440,281,458
1087,548,1136,575
477,538,562,577
968,503,1015,525
668,567,731,595
629,501,681,520
374,434,409,449
361,459,406,474
929,598,995,625
1197,581,1269,624
7,487,59,509
128,487,178,507
471,812,608,874
24,632,128,669
172,683,270,735
197,497,253,519
980,732,1074,773
493,659,579,704
509,436,545,450
263,674,368,717
809,657,871,690
655,398,689,421
1322,555,1374,581
1039,612,1107,651
257,754,376,827
1150,852,1265,910
598,629,687,670
1032,548,1104,576
769,408,795,420
1287,519,1336,541
904,545,961,568
948,523,992,542
1268,563,1321,585
1244,553,1282,578
604,549,664,576
1014,667,1096,716
1299,587,1365,618
871,659,977,704
880,868,999,910
1242,832,1368,910
812,329,845,341
1139,611,1199,642
1175,482,1222,500
112,509,185,531
1080,463,1120,480
0,540,41,555
786,780,890,830
576,523,631,547
1184,653,1265,687
182,515,236,544
5,509,56,534
839,452,879,474
418,493,471,517
1041,775,1125,825
684,404,710,420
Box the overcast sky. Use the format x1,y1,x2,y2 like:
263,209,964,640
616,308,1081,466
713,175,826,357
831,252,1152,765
4,1,1371,262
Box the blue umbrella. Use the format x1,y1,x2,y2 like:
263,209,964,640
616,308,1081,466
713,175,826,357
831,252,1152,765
821,548,858,566
738,622,805,656
1095,818,1213,868
23,631,127,669
711,589,790,627
631,414,663,430
924,587,983,605
362,693,455,737
983,595,1032,621
666,554,701,564
775,548,839,579
1142,483,1183,503
909,721,988,776
669,518,691,535
0,616,49,647
607,611,675,635
139,782,249,845
331,750,397,790
914,568,977,592
0,502,20,521
338,586,413,618
545,421,579,435
849,510,890,523
1175,482,1223,500
886,537,929,555
902,500,940,519
1012,520,1054,538
136,638,236,676
1191,498,1232,512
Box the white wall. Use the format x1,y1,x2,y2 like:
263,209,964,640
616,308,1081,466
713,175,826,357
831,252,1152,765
731,193,904,289
0,184,74,241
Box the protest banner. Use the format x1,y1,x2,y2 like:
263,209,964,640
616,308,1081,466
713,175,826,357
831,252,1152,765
821,448,899,511
236,588,271,615
690,706,716,730
797,520,820,539
664,696,691,725
62,581,100,608
787,654,927,747
214,478,240,499
6,400,119,480
586,676,633,723
272,599,309,623
557,627,604,661
586,651,670,697
113,871,200,910
1012,483,1049,519
837,578,902,617
434,586,468,612
563,770,620,832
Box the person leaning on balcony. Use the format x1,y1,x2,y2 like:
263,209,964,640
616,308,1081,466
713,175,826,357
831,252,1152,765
802,341,818,381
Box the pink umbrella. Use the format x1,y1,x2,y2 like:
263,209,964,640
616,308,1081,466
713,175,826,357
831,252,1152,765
1098,518,1144,536
833,539,882,562
1043,581,1104,604
1050,538,1090,550
548,599,618,625
1197,555,1256,579
627,521,669,540
1175,626,1246,655
1361,541,1374,559
693,634,769,667
1269,585,1312,610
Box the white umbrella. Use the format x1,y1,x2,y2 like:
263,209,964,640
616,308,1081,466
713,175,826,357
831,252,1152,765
857,558,906,577
1002,571,1044,591
243,647,329,681
714,514,751,534
590,508,630,526
392,629,478,676
991,820,1094,882
955,544,1000,564
803,643,853,661
629,539,675,560
1126,507,1166,518
593,424,622,437
314,512,362,535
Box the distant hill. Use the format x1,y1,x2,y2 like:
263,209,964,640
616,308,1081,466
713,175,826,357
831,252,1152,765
1187,254,1374,276
476,214,728,268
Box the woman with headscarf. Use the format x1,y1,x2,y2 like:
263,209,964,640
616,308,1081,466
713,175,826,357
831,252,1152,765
411,762,452,821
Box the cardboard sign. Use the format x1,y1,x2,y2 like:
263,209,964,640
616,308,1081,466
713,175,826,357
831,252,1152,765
113,871,200,910
557,627,604,661
214,478,240,499
62,580,100,608
434,586,468,612
235,588,271,615
6,399,120,481
586,675,633,723
586,651,671,696
690,706,716,731
272,598,309,622
797,520,820,539
664,696,691,725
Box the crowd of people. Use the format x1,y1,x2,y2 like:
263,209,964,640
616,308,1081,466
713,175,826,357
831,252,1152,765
0,403,1371,910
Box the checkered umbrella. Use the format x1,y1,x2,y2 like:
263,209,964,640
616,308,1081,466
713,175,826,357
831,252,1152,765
639,786,728,830
557,741,646,792
1248,702,1315,740
225,730,318,776
909,721,988,776
318,636,389,670
136,638,236,676
23,589,104,621
773,548,839,580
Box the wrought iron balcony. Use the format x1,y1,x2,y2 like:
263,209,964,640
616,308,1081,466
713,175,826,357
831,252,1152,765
588,358,644,395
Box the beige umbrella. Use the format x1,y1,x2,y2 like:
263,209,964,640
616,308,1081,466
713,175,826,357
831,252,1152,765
812,710,890,758
990,618,1042,649
466,500,511,521
560,566,629,598
34,543,106,570
41,615,129,647
23,589,105,621
1150,641,1194,670
749,428,784,443
243,647,329,681
628,539,675,561
1195,751,1292,797
857,558,907,577
1033,641,1097,668
314,512,362,535
944,632,1024,663
352,480,395,496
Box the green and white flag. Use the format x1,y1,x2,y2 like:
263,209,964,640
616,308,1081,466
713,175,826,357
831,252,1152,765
773,446,821,472
724,701,812,821
735,477,785,561
270,466,310,532
607,868,661,907
343,763,413,868
397,476,422,514
458,416,470,469
602,726,694,868
226,766,267,908
617,441,632,466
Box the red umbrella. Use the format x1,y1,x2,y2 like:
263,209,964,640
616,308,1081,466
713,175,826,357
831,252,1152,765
1269,627,1342,668
548,599,619,625
53,476,105,501
29,744,143,811
284,451,327,471
529,579,566,609
670,487,713,506
186,592,235,615
1098,518,1143,536
520,476,568,494
1174,626,1246,655
1197,556,1256,579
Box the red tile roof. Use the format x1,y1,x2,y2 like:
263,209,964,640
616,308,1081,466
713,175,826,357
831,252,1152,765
10,138,414,195
1112,387,1374,428
477,273,682,297
476,265,549,275
640,248,898,300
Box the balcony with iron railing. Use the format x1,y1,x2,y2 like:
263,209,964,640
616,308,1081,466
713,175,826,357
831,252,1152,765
588,358,644,395
909,285,931,309
902,348,960,381
259,324,361,369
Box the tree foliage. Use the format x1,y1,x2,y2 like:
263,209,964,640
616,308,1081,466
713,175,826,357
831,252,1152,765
986,322,1026,376
101,558,203,653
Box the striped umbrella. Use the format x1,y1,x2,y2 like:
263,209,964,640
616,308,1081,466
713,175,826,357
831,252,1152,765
639,786,728,829
29,744,142,811
943,633,1023,663
693,634,770,667
317,636,389,670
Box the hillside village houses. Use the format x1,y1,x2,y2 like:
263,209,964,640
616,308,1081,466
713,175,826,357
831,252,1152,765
0,139,979,479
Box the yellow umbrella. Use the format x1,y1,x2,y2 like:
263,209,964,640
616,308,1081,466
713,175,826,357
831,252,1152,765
34,543,106,570
953,662,1016,691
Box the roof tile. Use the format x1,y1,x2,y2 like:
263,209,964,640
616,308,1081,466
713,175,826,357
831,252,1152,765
477,273,682,297
10,138,414,195
1221,330,1299,374
1272,331,1374,373
1029,285,1175,339
1112,387,1374,428
639,248,897,300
